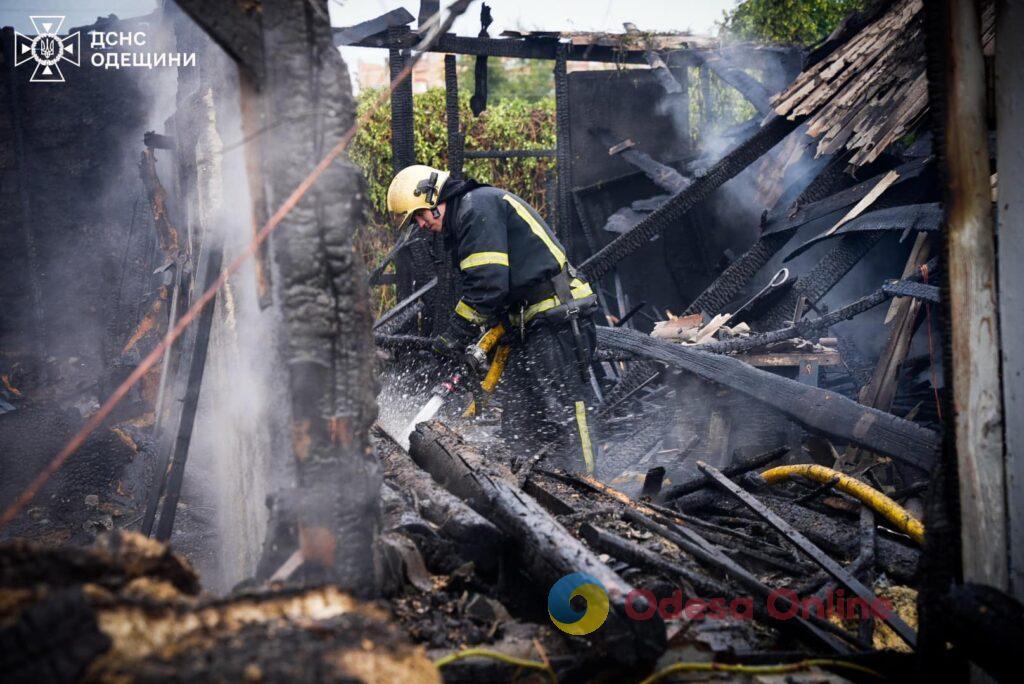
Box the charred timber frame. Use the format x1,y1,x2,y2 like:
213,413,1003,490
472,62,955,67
254,0,380,589
580,115,802,282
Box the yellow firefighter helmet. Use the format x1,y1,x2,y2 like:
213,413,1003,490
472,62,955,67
386,164,451,227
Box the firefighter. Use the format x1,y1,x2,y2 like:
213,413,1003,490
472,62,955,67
387,164,599,473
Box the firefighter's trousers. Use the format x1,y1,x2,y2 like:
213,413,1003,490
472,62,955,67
500,316,599,473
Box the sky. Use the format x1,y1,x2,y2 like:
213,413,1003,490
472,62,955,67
1,0,737,87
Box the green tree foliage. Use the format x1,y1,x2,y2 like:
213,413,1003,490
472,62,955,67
720,0,865,45
351,87,556,222
457,57,555,103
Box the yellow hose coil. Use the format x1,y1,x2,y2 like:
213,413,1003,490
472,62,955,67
758,464,925,545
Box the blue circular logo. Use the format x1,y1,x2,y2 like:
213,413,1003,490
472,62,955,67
547,572,610,635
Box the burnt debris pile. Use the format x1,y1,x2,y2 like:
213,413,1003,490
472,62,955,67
3,0,1022,682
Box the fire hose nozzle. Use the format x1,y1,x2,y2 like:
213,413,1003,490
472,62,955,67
464,344,489,375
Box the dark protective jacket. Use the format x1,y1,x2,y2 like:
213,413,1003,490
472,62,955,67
438,180,599,475
439,183,588,340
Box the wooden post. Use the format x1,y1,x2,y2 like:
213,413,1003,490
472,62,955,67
945,0,1007,590
995,0,1024,601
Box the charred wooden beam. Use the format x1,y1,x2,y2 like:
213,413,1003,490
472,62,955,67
257,0,380,590
408,421,665,664
379,432,503,573
594,128,690,195
580,115,802,282
554,45,574,242
763,159,933,238
697,286,892,355
172,0,264,81
331,7,414,46
694,53,773,115
444,54,464,178
596,326,939,470
660,446,789,502
623,23,683,95
782,202,942,262
882,279,940,302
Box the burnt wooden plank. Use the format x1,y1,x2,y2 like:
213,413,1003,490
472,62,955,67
944,0,1007,590
596,326,939,470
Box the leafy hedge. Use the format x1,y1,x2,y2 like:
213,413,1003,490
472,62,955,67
350,87,556,224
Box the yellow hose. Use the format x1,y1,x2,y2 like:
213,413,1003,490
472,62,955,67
477,324,506,353
758,464,925,545
481,344,512,392
434,648,557,683
462,328,510,418
638,658,882,683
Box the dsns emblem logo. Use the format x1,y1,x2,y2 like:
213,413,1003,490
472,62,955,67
14,16,81,83
547,572,609,635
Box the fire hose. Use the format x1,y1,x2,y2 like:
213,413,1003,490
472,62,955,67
751,464,925,545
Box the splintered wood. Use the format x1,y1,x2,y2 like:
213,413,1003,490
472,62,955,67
772,0,928,167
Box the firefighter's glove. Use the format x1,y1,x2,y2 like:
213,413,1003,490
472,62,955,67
433,317,479,360
431,333,463,360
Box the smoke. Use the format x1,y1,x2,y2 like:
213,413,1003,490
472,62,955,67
159,27,293,593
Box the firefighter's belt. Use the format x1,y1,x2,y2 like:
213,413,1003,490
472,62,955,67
509,278,595,326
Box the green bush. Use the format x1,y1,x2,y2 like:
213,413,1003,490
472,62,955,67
350,87,556,223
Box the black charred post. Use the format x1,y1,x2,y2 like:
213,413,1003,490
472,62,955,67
444,54,463,179
257,0,380,592
554,45,574,246
469,3,492,117
409,421,666,664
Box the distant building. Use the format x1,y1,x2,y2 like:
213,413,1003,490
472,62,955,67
357,52,446,93
354,52,635,94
